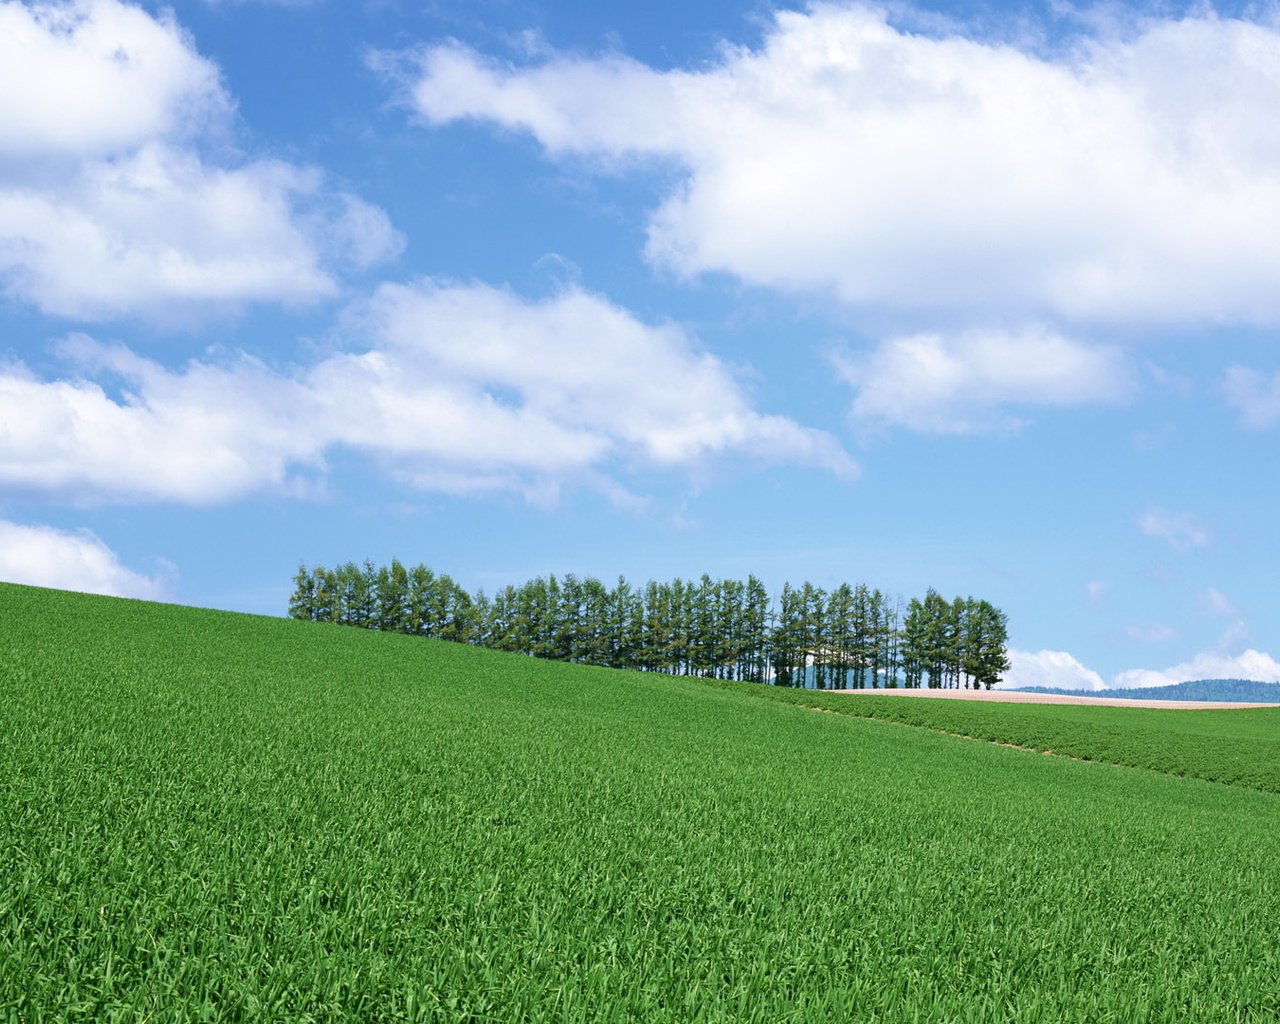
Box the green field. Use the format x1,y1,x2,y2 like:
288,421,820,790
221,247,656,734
3,583,1280,1022
713,682,1280,793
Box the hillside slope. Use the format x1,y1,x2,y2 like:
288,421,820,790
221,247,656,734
3,583,1280,1022
713,682,1280,793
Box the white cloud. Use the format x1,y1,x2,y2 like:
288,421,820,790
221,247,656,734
0,0,227,160
403,5,1280,326
1085,579,1110,603
1005,643,1280,692
0,335,323,503
0,518,168,598
1222,365,1280,428
0,145,404,320
1139,507,1210,552
0,285,852,504
834,326,1127,434
1000,648,1106,691
357,281,853,473
0,0,401,320
1112,649,1280,689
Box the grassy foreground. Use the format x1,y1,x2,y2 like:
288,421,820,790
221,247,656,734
2,583,1279,1022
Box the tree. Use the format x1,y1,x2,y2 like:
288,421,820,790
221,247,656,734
920,589,951,688
970,599,1010,689
899,597,926,688
374,559,410,633
745,575,770,683
771,583,802,687
288,565,316,621
286,561,1010,696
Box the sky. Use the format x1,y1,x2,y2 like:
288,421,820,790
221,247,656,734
3,0,1280,690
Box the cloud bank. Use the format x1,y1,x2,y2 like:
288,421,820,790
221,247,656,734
1112,649,1280,690
1004,644,1280,691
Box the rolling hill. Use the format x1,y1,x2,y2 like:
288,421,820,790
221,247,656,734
3,582,1279,1022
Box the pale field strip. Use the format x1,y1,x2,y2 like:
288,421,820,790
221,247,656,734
829,688,1280,709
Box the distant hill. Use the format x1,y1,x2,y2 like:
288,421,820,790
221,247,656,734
1014,678,1280,702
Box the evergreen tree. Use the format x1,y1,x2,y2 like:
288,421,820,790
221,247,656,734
972,599,1011,689
745,575,770,683
286,562,1010,695
288,565,316,621
899,597,925,688
772,583,802,687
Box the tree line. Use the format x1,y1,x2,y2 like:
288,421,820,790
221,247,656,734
288,561,1011,689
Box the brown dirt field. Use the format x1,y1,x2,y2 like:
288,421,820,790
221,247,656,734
826,688,1280,709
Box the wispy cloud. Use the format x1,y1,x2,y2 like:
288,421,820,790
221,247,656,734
1203,586,1239,618
1139,508,1210,552
1222,365,1280,429
1124,624,1177,644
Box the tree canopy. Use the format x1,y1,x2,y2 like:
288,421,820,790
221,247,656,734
289,563,1010,689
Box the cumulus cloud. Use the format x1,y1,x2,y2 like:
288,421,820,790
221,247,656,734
1000,648,1106,691
0,0,401,320
0,334,322,503
0,0,227,159
358,282,852,473
1139,507,1210,551
0,285,852,504
0,518,168,598
0,145,403,319
402,5,1280,327
1004,644,1280,691
834,326,1127,434
1112,649,1280,689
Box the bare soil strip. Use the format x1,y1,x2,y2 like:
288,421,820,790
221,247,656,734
826,688,1280,709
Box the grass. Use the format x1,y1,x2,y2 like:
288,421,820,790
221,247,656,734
3,582,1280,1021
713,682,1280,793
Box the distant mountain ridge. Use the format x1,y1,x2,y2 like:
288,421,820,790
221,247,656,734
1014,678,1280,702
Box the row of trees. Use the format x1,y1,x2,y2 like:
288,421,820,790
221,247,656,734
288,561,1011,689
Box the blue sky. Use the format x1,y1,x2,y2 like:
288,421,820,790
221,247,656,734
3,0,1280,689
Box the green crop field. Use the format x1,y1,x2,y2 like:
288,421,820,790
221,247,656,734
711,682,1280,794
3,582,1280,1022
